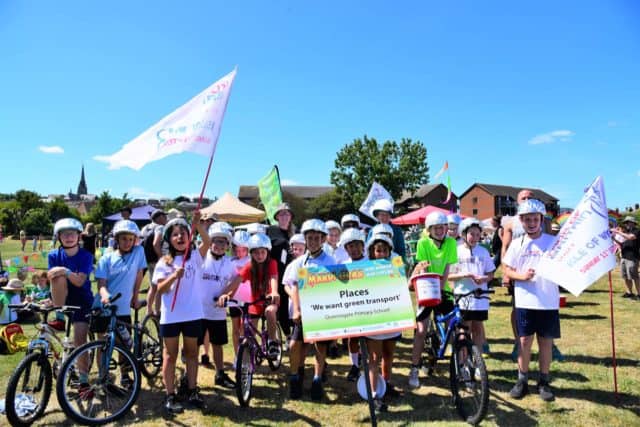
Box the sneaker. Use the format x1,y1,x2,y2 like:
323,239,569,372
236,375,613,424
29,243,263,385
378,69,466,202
408,367,420,389
177,374,189,399
538,381,555,402
289,374,302,400
346,365,359,382
187,387,205,408
310,378,323,401
48,319,65,332
215,372,235,389
267,340,280,360
373,397,388,413
551,344,565,362
164,393,184,415
622,292,633,298
200,354,212,367
511,343,519,362
509,380,529,399
482,342,490,357
386,382,401,398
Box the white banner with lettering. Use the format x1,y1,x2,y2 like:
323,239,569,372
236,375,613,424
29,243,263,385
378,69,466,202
359,182,393,220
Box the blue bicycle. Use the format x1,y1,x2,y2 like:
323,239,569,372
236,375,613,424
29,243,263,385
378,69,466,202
422,288,494,425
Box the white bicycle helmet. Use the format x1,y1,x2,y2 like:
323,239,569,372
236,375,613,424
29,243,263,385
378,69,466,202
290,233,305,246
232,230,251,247
208,222,232,243
518,199,546,216
447,213,462,225
424,212,448,229
325,220,342,232
112,220,140,237
341,214,360,228
371,223,393,237
365,233,394,252
301,219,328,235
216,221,234,235
339,228,365,247
53,218,83,237
371,199,394,217
248,233,272,251
458,217,481,237
163,218,190,242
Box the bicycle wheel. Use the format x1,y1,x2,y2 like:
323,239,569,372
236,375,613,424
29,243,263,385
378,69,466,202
56,340,141,425
422,319,439,376
267,322,284,371
449,341,489,425
5,351,52,426
235,341,253,407
138,314,162,379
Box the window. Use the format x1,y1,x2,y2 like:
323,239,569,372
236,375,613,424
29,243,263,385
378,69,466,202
472,209,478,215
472,197,478,204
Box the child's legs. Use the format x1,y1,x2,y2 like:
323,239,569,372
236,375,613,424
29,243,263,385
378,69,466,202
231,316,241,356
183,336,199,389
471,320,485,348
163,337,179,394
73,321,89,375
264,304,278,341
202,330,211,357
50,276,68,307
366,340,382,393
411,315,429,365
517,335,534,373
381,339,396,381
537,336,552,375
314,341,328,377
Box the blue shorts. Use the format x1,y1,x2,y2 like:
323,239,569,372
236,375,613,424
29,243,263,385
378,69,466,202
160,319,203,338
515,308,560,339
198,319,228,346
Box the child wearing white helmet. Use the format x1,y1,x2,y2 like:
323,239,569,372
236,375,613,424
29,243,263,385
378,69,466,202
502,199,559,402
94,220,147,387
289,233,306,258
448,218,495,353
446,213,462,240
408,211,458,389
281,219,336,401
47,218,94,385
152,211,211,414
228,229,251,364
368,199,407,262
323,220,349,263
341,213,360,230
198,222,238,389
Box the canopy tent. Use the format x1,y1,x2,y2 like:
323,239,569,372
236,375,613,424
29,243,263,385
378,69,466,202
200,192,265,224
391,205,455,226
102,204,156,245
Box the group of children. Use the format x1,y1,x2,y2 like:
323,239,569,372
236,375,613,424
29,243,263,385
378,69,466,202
1,192,561,416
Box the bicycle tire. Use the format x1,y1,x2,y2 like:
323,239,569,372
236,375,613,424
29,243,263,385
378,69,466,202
235,342,253,407
422,319,439,376
56,340,141,425
138,314,162,379
267,322,284,371
5,351,52,427
449,341,489,425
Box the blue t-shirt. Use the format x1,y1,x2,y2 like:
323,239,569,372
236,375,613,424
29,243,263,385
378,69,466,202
48,247,94,309
95,245,147,316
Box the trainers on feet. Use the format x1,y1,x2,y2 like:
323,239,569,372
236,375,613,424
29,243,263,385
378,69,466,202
373,397,388,413
408,367,420,389
164,393,184,415
187,387,205,408
551,344,565,362
215,372,235,389
482,342,490,357
622,292,633,298
200,354,212,367
346,365,359,382
289,374,302,400
310,378,323,401
509,380,529,399
267,340,280,360
538,381,555,402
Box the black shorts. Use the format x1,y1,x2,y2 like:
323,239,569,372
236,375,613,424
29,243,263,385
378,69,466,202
91,315,132,334
160,319,203,338
417,299,455,322
515,308,560,339
290,322,304,342
229,307,242,318
198,319,228,346
460,310,488,322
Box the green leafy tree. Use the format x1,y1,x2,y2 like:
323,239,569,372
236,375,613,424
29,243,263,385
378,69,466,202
46,197,74,222
87,191,114,225
305,189,355,221
20,208,52,236
0,200,20,235
330,135,429,208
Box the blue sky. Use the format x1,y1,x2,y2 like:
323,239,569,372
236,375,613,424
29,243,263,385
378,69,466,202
1,1,638,211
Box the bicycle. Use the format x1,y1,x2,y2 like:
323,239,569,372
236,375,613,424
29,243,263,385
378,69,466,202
55,293,141,425
131,300,162,380
421,288,494,425
4,302,85,427
217,297,283,407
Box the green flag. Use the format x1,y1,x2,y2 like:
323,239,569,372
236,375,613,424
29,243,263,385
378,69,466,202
257,166,283,225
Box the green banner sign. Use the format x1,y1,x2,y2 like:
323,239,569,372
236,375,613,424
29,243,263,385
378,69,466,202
257,166,282,225
298,257,416,342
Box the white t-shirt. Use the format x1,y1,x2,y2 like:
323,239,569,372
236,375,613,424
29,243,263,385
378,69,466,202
503,233,559,310
283,251,336,318
0,292,21,325
201,254,237,321
323,243,349,264
230,256,250,273
152,251,205,325
451,243,495,311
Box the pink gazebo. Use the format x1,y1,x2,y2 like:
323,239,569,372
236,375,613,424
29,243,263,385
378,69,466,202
391,205,456,226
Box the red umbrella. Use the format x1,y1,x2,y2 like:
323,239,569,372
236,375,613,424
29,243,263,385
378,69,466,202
391,205,455,226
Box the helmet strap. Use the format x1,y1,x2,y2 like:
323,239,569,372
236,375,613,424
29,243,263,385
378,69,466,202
309,247,323,258
210,251,224,260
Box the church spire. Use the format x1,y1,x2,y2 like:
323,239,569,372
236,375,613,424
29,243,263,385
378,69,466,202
77,165,88,195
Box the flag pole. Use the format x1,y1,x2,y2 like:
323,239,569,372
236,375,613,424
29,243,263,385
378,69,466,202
607,271,619,401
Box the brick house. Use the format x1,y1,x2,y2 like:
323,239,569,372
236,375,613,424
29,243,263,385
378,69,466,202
238,185,334,205
395,183,458,214
459,183,559,219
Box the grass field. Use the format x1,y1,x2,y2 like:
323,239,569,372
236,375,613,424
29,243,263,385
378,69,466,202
0,238,639,426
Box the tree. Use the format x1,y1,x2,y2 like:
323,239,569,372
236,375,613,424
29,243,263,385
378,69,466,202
46,197,74,222
305,189,355,221
0,200,21,235
15,190,44,216
330,135,429,208
20,208,52,236
87,191,114,225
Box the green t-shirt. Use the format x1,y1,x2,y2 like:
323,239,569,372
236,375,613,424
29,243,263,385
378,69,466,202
415,236,458,275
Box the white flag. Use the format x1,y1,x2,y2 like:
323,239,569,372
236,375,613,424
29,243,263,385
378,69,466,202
537,176,617,296
94,69,237,170
359,182,394,220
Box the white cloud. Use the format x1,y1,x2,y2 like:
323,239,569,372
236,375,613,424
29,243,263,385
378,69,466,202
38,145,64,154
127,187,167,200
527,130,575,145
280,178,299,186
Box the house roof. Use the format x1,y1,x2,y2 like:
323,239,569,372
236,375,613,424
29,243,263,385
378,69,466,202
238,185,333,200
459,183,558,203
397,183,455,204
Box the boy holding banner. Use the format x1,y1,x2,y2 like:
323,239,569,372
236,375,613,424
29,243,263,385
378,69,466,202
503,199,558,402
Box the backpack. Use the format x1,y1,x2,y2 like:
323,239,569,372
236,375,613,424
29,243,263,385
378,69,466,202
141,225,159,264
0,323,28,354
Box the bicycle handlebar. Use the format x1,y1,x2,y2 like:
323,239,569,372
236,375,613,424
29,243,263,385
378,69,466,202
9,302,81,314
454,288,495,302
213,296,272,308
